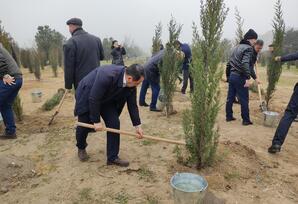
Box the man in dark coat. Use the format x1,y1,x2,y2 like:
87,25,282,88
225,29,260,126
174,40,193,94
111,40,126,66
139,50,164,111
268,52,298,153
0,43,23,139
226,39,264,103
64,18,104,90
75,64,144,167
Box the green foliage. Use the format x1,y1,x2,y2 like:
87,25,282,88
12,95,23,121
35,25,65,76
183,0,228,169
102,37,114,61
42,89,65,111
160,16,182,117
234,7,244,45
32,49,41,80
265,0,285,108
220,38,233,62
152,22,163,55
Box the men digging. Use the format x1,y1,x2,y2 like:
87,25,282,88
139,49,165,112
0,43,23,139
75,64,144,167
174,40,193,95
268,51,298,153
225,29,261,126
64,18,104,91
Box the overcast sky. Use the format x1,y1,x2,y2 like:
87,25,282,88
1,0,298,52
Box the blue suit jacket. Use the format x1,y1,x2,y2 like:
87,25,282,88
281,52,298,62
144,50,164,84
74,65,141,126
180,43,192,70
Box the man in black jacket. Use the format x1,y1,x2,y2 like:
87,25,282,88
225,29,260,126
111,40,126,66
226,39,264,103
75,64,144,167
0,43,23,139
268,52,298,153
64,18,104,90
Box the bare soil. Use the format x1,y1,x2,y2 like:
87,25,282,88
0,66,297,204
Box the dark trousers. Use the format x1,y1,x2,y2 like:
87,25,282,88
272,83,298,146
139,79,150,105
181,69,194,94
76,104,121,162
0,78,23,135
148,80,160,109
226,73,250,122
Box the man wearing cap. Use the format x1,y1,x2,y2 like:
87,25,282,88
268,51,298,153
225,29,260,126
64,18,104,90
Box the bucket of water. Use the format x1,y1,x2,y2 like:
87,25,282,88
31,90,42,103
0,113,3,132
263,111,279,127
156,89,166,111
170,172,208,204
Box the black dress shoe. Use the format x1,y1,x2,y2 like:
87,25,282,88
150,108,162,112
139,102,149,107
226,117,236,122
78,149,89,162
0,133,17,140
107,158,129,167
242,121,253,126
268,144,281,154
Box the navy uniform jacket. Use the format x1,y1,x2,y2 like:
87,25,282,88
144,50,164,84
64,28,104,89
281,51,298,88
74,65,141,126
180,43,192,70
281,52,298,62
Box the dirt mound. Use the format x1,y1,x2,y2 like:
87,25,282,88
0,155,36,194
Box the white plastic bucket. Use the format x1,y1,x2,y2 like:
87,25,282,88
31,90,42,103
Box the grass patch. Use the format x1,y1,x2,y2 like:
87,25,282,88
146,194,159,204
78,188,93,202
114,191,129,204
224,171,241,181
138,166,155,182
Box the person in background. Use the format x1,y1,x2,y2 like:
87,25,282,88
174,40,193,94
225,29,260,126
140,50,165,112
268,51,298,153
139,44,164,107
111,40,126,66
0,43,23,139
64,18,104,91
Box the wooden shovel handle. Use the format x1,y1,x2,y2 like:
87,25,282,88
76,122,186,145
56,91,68,113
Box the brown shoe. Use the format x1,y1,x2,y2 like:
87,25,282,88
78,149,89,162
107,158,129,167
0,133,17,140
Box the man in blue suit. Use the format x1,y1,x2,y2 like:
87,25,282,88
268,51,298,153
75,64,144,167
174,40,193,94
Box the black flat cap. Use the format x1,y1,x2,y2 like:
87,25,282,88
66,18,83,26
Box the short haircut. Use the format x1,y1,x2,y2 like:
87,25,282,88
255,39,264,46
126,64,144,81
268,44,274,47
